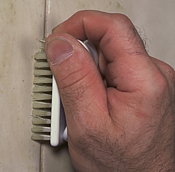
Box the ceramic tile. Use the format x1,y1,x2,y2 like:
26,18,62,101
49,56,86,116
0,1,45,171
120,0,175,68
41,0,175,172
41,144,75,172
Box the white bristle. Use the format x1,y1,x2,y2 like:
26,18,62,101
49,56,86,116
34,69,52,76
32,117,51,125
31,126,51,133
31,134,50,141
32,109,51,116
32,93,52,101
32,102,51,108
34,61,50,68
34,51,47,60
33,85,52,93
33,77,52,84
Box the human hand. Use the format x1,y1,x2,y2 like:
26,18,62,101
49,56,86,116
45,11,175,172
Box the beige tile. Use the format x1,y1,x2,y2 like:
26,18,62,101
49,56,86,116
41,0,175,171
41,144,75,172
48,0,124,29
0,1,45,171
120,0,175,68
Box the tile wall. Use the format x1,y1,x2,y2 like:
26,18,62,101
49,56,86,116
0,0,175,172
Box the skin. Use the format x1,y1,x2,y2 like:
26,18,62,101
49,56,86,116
45,11,175,172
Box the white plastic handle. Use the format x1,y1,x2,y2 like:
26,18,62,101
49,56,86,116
50,76,60,146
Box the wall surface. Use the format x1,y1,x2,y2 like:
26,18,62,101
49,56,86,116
0,0,44,171
0,0,175,172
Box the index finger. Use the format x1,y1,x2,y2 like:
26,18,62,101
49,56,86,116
53,10,147,63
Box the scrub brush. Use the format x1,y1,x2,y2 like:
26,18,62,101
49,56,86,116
31,39,98,146
31,0,66,146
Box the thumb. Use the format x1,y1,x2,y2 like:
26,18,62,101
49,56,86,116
45,33,108,138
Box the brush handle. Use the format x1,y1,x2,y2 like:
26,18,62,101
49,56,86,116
50,76,60,146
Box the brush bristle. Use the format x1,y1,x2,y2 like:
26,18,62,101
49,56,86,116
31,45,52,141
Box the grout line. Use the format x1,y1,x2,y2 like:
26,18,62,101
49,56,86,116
44,0,51,38
40,0,47,171
39,0,51,172
40,144,44,172
40,0,51,171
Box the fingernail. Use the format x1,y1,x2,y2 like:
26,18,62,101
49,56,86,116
45,37,74,65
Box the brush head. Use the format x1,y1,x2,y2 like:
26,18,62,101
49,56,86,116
31,43,52,142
